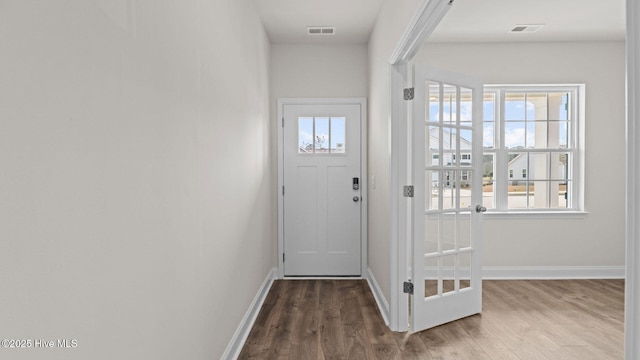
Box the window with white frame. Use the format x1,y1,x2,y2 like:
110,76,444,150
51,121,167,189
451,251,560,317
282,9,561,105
482,85,583,212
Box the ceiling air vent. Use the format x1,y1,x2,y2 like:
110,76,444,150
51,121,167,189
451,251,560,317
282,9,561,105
307,27,335,36
509,24,544,33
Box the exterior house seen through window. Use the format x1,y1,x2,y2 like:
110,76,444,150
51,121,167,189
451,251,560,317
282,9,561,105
298,117,346,154
481,85,584,212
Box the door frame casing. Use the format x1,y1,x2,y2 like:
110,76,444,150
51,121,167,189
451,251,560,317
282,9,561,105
626,1,639,358
388,0,453,332
277,98,368,279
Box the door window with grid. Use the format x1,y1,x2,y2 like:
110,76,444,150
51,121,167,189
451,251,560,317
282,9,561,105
481,86,583,212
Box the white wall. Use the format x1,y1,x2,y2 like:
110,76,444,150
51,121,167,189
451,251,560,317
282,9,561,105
270,43,368,264
415,41,626,268
271,44,369,99
367,0,422,305
0,1,272,359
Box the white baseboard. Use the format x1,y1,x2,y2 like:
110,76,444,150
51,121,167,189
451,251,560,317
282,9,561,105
482,266,625,279
366,268,390,326
221,267,277,360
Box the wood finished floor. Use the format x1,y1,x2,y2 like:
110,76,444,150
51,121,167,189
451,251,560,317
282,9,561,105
238,279,624,360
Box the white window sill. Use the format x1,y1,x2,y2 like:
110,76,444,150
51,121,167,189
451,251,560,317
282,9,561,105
483,210,589,220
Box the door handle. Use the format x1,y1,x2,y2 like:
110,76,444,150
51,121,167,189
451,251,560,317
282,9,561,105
353,196,360,202
475,205,487,213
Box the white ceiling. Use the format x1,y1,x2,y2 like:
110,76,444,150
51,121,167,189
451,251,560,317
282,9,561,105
254,0,625,44
253,0,383,44
429,0,625,43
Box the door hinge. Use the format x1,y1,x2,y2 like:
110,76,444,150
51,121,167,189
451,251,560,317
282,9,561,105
403,185,414,198
282,186,285,196
282,117,284,127
404,87,414,101
403,281,414,294
283,253,285,263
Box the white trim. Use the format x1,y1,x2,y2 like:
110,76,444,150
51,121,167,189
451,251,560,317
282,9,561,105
388,0,453,333
577,83,587,212
366,268,391,326
277,99,285,279
482,266,625,280
389,0,453,65
626,1,639,359
484,211,589,219
221,267,277,360
277,98,368,278
282,276,362,280
361,101,369,279
388,63,409,332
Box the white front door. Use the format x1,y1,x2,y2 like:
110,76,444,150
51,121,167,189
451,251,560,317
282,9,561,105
411,65,484,331
283,103,362,276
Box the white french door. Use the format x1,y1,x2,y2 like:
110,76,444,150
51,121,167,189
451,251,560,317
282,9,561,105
411,65,484,331
282,103,362,276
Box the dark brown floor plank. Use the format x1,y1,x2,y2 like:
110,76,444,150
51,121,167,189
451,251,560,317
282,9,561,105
358,281,400,360
287,281,320,360
456,314,520,360
479,309,551,360
339,281,375,360
430,319,493,360
238,280,287,359
259,281,305,360
318,280,347,360
392,331,433,360
418,327,465,360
